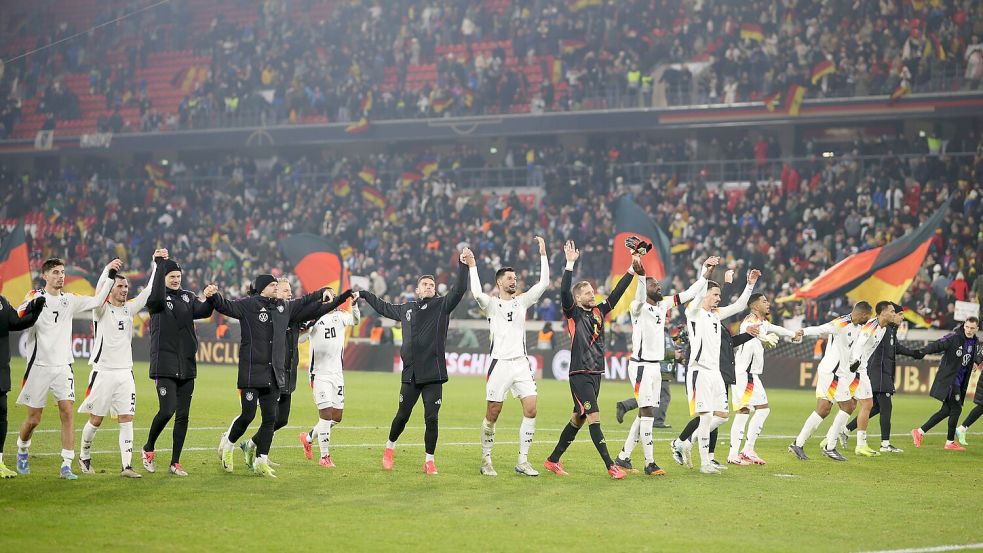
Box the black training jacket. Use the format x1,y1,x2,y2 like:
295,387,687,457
0,295,44,393
867,324,921,394
922,325,983,405
147,258,214,380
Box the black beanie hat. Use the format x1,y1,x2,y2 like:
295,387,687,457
253,274,277,295
162,259,182,275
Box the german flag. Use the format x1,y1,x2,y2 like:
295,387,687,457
416,160,438,178
810,59,835,85
431,96,454,113
740,23,764,42
145,163,173,189
763,90,781,111
786,84,805,116
889,84,911,104
787,199,949,309
333,178,351,197
399,171,423,187
559,39,587,55
358,167,377,185
607,195,673,319
64,266,97,296
359,91,373,115
0,225,32,305
463,88,475,108
280,233,350,296
552,59,564,85
923,33,946,61
345,117,370,135
361,185,386,209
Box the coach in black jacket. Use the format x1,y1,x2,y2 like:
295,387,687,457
142,252,214,475
846,309,923,451
359,253,468,474
0,295,44,477
206,274,351,475
912,317,982,448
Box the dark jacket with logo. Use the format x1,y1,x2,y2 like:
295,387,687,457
208,289,350,390
0,295,44,393
867,324,922,394
360,262,468,385
147,258,214,380
921,325,983,405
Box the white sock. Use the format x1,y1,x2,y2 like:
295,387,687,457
17,438,30,454
481,418,496,460
119,421,134,469
316,418,333,458
639,416,654,464
744,408,769,453
945,440,954,445
697,413,712,467
824,411,850,450
80,422,98,461
61,449,74,468
518,416,535,464
425,453,435,462
386,440,396,449
256,454,269,465
729,412,750,458
957,425,967,432
710,415,728,431
795,411,825,447
224,419,238,451
620,416,641,460
857,430,868,448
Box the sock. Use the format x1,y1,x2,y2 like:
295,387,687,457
697,414,712,467
619,416,641,460
795,411,825,448
256,454,269,465
61,449,74,468
308,428,315,442
639,416,654,464
80,422,98,461
220,432,234,453
588,422,614,468
945,440,954,445
425,453,435,462
729,412,750,458
119,421,134,469
824,411,849,450
518,416,535,464
710,416,728,433
744,408,769,454
857,430,868,448
0,452,3,465
957,425,967,433
316,418,333,458
480,419,496,460
881,439,891,447
17,438,30,454
547,422,581,463
386,440,396,450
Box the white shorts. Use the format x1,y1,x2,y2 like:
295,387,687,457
732,372,768,410
815,371,857,403
628,360,662,409
852,371,873,400
17,364,75,408
78,369,136,417
486,357,537,402
688,368,727,415
312,373,344,410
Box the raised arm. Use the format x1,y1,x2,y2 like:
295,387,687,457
3,295,44,332
674,256,717,307
146,255,168,313
630,274,647,317
204,288,248,320
717,269,759,320
443,258,470,314
293,289,354,322
359,290,404,322
759,320,797,339
468,262,491,311
560,240,579,316
74,260,121,313
521,237,550,308
599,266,635,317
127,261,158,313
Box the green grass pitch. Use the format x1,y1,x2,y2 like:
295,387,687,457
1,358,980,552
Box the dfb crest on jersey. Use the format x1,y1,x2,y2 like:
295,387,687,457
166,301,174,310
182,294,190,303
259,312,270,322
159,386,167,396
956,347,963,357
61,297,69,307
277,305,284,313
245,391,254,401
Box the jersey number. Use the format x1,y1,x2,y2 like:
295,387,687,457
337,385,344,396
118,320,125,331
507,312,514,322
324,327,337,339
53,311,59,323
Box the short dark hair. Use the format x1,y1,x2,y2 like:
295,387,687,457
495,267,515,281
707,280,720,291
749,293,766,306
417,274,435,285
966,316,980,325
875,300,893,315
854,301,873,313
113,274,128,282
42,258,65,273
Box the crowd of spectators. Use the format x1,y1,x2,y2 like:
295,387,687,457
2,0,982,137
1,130,979,329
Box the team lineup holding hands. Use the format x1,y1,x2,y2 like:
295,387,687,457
0,238,980,480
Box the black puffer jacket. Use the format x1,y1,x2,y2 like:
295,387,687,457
0,295,44,393
147,258,214,380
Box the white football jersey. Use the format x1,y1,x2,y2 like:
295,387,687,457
629,275,706,363
20,271,112,367
734,315,796,375
90,267,155,370
470,256,549,360
802,315,861,376
849,318,885,373
308,307,358,377
685,283,754,372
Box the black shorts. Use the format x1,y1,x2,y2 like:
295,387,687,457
570,372,602,416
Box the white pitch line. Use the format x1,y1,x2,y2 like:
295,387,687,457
853,544,983,553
